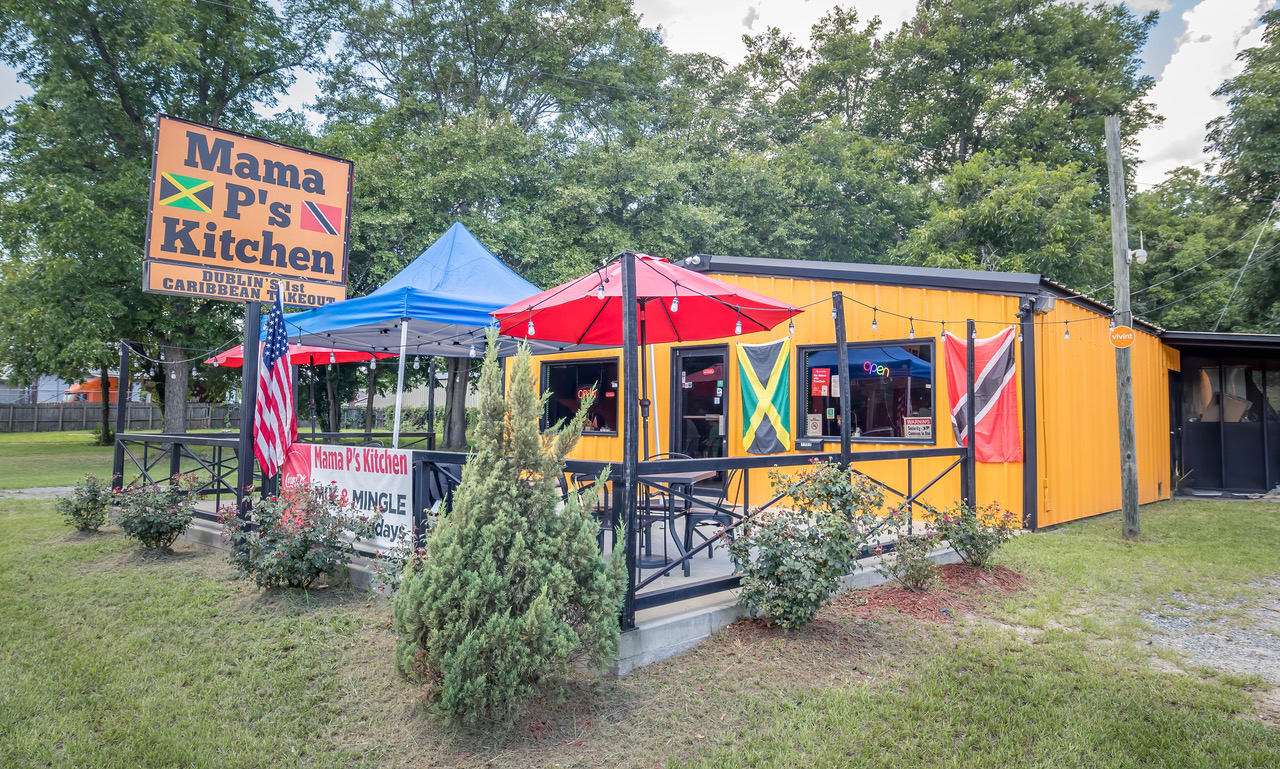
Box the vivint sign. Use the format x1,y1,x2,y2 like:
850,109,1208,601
282,444,413,553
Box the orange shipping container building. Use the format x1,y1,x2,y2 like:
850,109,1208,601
523,255,1280,529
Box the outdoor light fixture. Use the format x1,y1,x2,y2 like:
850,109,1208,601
413,356,420,370
370,359,376,369
735,317,743,335
597,281,605,300
831,307,837,320
871,310,878,332
972,327,978,340
329,352,335,365
1064,324,1071,340
788,319,795,336
909,318,915,339
670,295,679,313
469,343,477,358
527,317,535,337
170,371,177,379
1018,330,1024,342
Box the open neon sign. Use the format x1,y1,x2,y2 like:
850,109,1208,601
863,361,893,377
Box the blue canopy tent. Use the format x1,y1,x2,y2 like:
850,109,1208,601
282,222,592,446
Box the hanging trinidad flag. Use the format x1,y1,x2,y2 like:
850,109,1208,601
943,327,1022,463
254,292,297,477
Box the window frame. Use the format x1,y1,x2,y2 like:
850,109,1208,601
539,356,621,436
795,338,938,446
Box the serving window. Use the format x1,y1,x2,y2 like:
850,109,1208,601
541,358,619,435
799,341,935,443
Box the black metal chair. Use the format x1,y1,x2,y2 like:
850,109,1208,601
639,452,693,561
683,468,743,558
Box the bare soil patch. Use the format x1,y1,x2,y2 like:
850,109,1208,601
830,563,1024,623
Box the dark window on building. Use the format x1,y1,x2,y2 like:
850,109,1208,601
542,359,619,434
799,342,935,442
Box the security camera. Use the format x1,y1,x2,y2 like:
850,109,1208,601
1133,248,1147,265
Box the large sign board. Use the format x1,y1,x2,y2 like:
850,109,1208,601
143,115,353,308
282,443,413,554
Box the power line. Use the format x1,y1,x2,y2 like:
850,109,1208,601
1215,192,1280,331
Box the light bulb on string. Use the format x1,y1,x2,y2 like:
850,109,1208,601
670,294,679,313
788,319,795,336
871,310,878,332
831,306,837,320
170,370,177,379
971,326,978,340
329,352,336,365
1018,330,1024,342
597,281,605,300
413,355,420,370
908,318,915,339
1064,323,1071,340
734,316,743,335
527,317,535,337
469,343,477,358
370,359,376,370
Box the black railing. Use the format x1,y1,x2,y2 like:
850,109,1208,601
114,432,244,519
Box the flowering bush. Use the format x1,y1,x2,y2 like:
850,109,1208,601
729,460,884,630
220,484,378,589
56,474,112,532
934,501,1019,568
113,474,199,550
876,528,940,591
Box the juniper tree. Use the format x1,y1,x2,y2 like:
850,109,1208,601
392,328,626,724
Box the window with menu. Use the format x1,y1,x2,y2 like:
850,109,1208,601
542,359,619,434
800,342,935,442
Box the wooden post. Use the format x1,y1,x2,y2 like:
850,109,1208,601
620,250,640,631
237,303,262,514
112,341,131,489
831,291,852,466
1106,115,1140,539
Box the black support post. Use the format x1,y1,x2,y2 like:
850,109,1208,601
111,340,131,490
1020,301,1038,529
620,251,640,631
832,291,852,467
236,302,261,514
965,319,978,508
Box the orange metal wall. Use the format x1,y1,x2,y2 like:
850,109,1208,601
522,274,1179,527
526,275,1026,521
1033,302,1178,526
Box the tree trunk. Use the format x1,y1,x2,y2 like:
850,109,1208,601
326,364,339,433
162,343,187,435
364,365,377,440
99,363,112,445
442,357,468,450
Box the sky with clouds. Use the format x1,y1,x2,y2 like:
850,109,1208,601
0,0,1273,188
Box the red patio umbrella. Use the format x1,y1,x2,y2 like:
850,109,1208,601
491,253,798,345
492,253,801,456
205,344,394,367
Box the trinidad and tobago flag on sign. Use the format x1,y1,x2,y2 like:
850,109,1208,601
943,327,1022,463
300,200,343,235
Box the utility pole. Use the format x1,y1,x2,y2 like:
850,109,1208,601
1105,115,1140,539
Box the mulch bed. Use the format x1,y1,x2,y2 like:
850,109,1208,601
829,564,1024,623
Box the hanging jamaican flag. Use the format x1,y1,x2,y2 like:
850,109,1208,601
738,338,791,455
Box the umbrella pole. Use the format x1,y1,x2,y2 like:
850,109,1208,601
308,363,318,438
640,314,650,460
392,320,410,449
649,344,660,455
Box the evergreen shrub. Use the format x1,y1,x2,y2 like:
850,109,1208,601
391,330,626,724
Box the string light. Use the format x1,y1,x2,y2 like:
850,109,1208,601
788,319,795,336
370,359,376,370
469,343,477,358
597,281,605,300
971,325,978,340
413,355,420,370
670,294,679,313
1064,323,1071,340
527,316,536,337
909,318,915,339
871,310,877,332
329,352,336,365
170,370,177,379
831,306,838,320
734,315,743,335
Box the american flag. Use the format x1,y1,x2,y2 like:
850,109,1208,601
254,293,296,477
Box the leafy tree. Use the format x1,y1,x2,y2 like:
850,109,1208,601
895,154,1108,287
1207,9,1280,216
0,0,333,435
392,329,625,724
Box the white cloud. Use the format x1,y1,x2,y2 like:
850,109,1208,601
742,5,760,31
1134,0,1272,187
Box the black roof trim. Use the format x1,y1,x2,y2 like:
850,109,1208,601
1161,331,1280,351
683,254,1166,334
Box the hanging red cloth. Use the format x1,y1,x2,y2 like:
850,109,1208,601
943,327,1022,463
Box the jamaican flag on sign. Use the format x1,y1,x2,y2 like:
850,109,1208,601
158,172,214,213
737,338,791,455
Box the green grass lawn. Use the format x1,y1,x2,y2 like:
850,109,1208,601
0,431,116,489
4,482,1280,766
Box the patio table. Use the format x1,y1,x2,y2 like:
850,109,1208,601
637,469,716,574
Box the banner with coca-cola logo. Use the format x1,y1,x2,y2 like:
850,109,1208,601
282,443,414,553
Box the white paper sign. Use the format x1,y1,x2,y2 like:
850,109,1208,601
806,413,823,436
282,443,414,552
